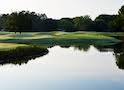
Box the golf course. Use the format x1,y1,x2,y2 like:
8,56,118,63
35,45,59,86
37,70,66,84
0,31,122,51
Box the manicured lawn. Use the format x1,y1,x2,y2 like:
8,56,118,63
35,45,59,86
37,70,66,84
0,43,28,51
0,31,122,50
0,31,120,40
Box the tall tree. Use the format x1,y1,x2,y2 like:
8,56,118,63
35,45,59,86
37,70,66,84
4,11,48,32
58,18,75,32
73,15,93,31
111,5,124,32
94,14,117,32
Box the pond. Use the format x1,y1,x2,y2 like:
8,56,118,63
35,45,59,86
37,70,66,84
0,42,124,90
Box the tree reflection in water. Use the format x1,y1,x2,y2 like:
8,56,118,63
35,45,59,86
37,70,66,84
113,43,124,69
0,40,124,70
0,46,49,65
59,42,124,70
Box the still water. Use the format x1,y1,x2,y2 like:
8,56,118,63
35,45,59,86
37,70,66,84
0,45,124,90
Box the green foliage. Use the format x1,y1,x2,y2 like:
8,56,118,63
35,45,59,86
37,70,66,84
1,11,49,32
118,5,124,15
5,11,32,32
0,5,124,32
73,15,93,31
94,14,117,32
58,18,75,32
111,5,124,32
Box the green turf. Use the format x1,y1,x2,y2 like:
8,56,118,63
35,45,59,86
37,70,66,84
0,31,122,50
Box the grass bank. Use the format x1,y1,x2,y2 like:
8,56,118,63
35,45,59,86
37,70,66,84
0,31,121,49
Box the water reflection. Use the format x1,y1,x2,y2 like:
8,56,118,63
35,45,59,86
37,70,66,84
0,42,124,90
0,46,48,65
114,43,124,69
57,42,124,70
0,41,124,70
60,44,91,51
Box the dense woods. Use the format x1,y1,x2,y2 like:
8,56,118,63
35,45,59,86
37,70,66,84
0,5,124,32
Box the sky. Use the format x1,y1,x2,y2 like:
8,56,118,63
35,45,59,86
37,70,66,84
0,0,124,19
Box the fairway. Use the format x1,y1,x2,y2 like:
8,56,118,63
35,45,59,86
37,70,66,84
0,43,28,51
0,31,121,50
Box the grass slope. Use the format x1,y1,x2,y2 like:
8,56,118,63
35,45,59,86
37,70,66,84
0,31,121,49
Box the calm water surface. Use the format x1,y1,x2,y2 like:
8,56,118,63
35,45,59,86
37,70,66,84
0,45,124,90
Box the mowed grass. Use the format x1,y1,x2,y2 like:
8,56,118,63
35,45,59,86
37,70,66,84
0,31,119,40
0,31,121,49
0,43,28,51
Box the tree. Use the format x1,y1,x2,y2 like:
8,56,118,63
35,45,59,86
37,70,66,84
41,19,58,32
118,5,124,15
58,18,75,32
5,12,18,32
118,5,124,31
94,14,117,32
5,11,32,32
73,15,93,31
0,14,9,31
111,5,124,32
4,11,48,32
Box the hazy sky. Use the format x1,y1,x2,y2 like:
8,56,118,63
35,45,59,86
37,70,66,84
0,0,124,19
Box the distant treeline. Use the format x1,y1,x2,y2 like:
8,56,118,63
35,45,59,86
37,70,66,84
0,5,124,32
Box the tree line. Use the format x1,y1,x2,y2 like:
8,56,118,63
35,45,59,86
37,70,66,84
0,5,124,32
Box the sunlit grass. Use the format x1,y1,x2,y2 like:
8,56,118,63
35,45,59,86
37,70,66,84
57,33,113,39
0,43,28,51
0,31,121,49
0,31,118,40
